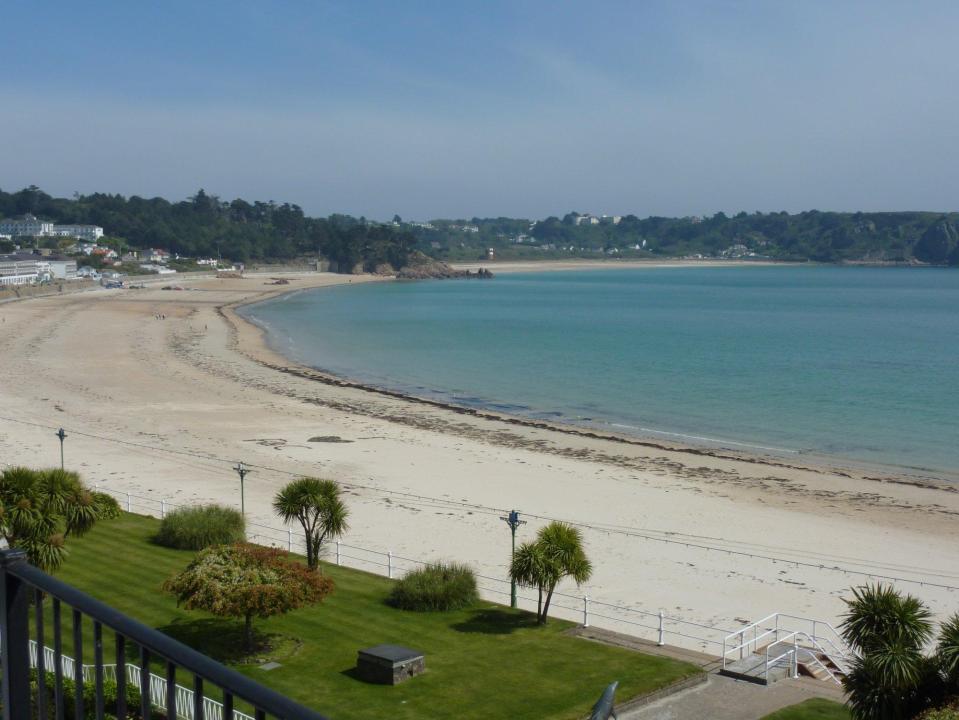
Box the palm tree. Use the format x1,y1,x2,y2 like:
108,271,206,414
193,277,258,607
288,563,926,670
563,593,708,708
840,584,936,720
842,584,934,655
0,466,120,571
509,521,592,624
511,540,551,622
938,613,959,692
273,477,349,570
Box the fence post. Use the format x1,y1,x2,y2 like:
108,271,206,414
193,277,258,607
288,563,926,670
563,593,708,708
658,610,665,646
126,493,132,512
583,595,590,627
1,549,32,720
388,551,393,579
336,541,341,566
739,630,745,659
288,528,293,553
160,500,166,519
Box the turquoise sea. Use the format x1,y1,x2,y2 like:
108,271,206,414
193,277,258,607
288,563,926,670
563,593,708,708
240,266,959,478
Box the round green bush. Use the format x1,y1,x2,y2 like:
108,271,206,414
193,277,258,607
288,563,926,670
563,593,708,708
387,562,479,612
154,504,246,550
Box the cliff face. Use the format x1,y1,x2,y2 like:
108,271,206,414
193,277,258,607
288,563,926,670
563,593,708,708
397,252,493,279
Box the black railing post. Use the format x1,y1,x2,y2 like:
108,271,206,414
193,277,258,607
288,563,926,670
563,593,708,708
0,549,31,720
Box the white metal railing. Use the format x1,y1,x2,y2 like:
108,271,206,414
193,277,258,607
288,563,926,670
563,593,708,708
768,632,842,685
95,486,741,654
26,639,254,720
722,613,854,684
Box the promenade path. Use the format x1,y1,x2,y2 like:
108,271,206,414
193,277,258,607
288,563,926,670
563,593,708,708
573,627,845,720
623,674,845,720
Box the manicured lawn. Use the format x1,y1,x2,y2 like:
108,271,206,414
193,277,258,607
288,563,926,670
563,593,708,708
49,513,700,720
761,698,851,720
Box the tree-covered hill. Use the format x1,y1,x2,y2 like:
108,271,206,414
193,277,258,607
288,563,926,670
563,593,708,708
0,186,416,272
409,210,959,265
3,186,958,267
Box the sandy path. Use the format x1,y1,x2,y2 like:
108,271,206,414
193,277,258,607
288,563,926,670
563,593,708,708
1,271,957,652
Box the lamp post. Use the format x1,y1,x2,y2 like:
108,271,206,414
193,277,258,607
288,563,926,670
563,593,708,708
499,509,526,609
233,462,250,516
55,428,67,470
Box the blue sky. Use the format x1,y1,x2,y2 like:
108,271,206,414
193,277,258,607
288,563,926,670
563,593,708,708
3,1,958,219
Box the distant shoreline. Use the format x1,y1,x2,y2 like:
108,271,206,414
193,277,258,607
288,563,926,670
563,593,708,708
449,258,796,274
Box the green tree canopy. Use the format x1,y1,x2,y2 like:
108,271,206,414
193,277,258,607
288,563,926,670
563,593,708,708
0,467,120,571
163,543,333,650
272,477,349,570
510,521,592,624
840,584,959,720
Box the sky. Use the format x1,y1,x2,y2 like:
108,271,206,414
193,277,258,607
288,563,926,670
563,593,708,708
3,1,958,220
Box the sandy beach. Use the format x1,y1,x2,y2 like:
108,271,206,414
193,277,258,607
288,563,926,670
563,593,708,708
1,269,957,652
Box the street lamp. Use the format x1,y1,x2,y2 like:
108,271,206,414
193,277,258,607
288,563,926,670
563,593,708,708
499,509,526,608
233,462,250,515
55,428,67,470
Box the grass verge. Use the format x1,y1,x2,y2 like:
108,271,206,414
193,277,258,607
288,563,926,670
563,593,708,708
49,513,700,720
761,698,851,720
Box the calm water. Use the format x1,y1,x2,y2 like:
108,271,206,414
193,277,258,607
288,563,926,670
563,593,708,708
241,266,959,477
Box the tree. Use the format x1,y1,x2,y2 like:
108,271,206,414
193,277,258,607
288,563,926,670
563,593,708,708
938,614,959,693
163,543,333,651
509,521,592,624
840,584,955,720
272,478,349,570
0,467,120,571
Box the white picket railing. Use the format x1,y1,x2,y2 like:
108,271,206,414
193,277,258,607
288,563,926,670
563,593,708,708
96,486,740,655
27,639,254,720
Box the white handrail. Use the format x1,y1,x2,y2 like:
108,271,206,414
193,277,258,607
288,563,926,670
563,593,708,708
96,486,740,653
763,630,842,685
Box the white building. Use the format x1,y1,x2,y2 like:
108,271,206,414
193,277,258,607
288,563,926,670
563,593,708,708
0,215,55,237
145,249,171,263
46,258,78,280
51,224,104,241
139,263,177,275
0,254,42,285
0,215,104,241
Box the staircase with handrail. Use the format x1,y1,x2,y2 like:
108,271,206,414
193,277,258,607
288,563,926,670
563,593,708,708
720,612,856,686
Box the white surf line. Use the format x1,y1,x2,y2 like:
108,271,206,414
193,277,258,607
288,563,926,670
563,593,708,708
606,422,800,454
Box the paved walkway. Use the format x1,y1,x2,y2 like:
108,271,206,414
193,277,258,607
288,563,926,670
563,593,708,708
622,675,845,720
572,627,845,720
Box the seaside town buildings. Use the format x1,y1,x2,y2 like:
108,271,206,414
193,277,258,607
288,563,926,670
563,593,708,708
0,214,103,241
0,253,77,286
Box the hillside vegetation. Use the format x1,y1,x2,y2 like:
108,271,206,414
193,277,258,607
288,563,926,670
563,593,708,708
0,186,416,271
414,211,959,264
3,186,958,267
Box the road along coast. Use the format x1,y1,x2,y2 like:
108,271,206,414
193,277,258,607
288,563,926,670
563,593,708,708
1,270,957,651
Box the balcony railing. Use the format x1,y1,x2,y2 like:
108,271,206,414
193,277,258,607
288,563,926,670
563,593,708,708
0,548,330,720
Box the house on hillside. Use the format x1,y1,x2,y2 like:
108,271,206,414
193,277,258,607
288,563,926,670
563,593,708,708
145,249,171,263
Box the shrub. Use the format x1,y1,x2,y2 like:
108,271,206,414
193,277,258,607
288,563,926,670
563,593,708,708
917,705,959,720
163,543,334,650
388,562,479,612
93,491,122,519
29,670,158,720
154,505,245,550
